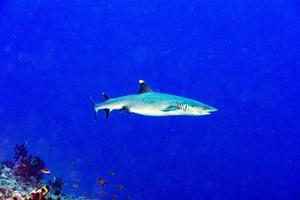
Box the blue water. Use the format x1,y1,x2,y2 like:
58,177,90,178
1,0,300,199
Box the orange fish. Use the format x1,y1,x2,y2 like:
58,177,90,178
40,169,51,174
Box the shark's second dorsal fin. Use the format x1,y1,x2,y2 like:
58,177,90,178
137,80,152,94
102,92,110,101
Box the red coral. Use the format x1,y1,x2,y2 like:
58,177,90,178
12,144,45,185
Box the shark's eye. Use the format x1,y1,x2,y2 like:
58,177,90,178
203,106,210,110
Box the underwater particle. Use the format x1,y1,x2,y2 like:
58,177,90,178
40,169,51,174
48,147,53,153
164,134,185,158
98,177,108,187
0,105,6,115
4,45,11,52
115,185,125,190
100,191,108,197
112,194,117,200
254,84,282,110
109,171,115,177
86,159,92,164
72,183,79,189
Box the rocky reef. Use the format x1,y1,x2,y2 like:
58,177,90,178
0,145,86,200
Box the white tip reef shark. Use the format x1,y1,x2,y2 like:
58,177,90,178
90,80,217,120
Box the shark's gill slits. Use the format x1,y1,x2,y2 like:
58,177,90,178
176,102,188,110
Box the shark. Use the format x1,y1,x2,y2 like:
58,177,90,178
90,80,217,119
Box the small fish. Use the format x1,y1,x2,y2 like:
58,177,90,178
98,177,108,187
40,169,51,174
109,171,115,177
100,192,108,197
72,184,79,189
115,185,125,190
112,194,117,200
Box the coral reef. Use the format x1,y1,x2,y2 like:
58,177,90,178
48,177,64,196
14,144,28,161
0,144,87,200
0,161,14,170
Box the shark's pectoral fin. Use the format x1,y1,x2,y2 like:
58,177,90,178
160,106,178,112
119,106,130,114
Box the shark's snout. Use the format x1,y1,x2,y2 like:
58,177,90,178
205,106,217,112
189,104,217,115
201,105,218,114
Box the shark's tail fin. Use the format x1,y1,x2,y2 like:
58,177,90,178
101,92,110,118
90,95,111,120
89,97,98,121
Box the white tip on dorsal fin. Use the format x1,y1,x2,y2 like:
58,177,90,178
137,80,152,94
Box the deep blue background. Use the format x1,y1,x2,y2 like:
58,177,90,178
1,0,300,199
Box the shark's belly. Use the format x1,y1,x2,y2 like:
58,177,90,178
129,104,180,116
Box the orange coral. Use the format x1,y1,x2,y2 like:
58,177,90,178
29,185,49,200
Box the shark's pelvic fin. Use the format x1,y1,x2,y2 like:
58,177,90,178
137,80,152,94
102,92,110,101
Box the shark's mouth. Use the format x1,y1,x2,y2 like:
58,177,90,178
202,107,217,115
209,108,218,112
202,112,211,115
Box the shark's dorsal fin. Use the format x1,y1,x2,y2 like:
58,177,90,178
137,80,152,94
